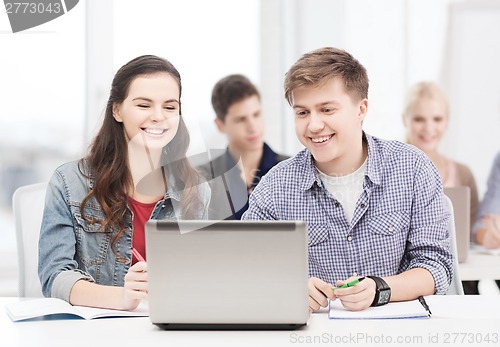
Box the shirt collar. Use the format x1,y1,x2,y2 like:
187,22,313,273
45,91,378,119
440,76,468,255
363,132,382,186
259,143,280,172
163,171,182,201
223,142,278,173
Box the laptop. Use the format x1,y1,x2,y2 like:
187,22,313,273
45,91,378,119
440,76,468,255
444,187,471,263
145,220,310,330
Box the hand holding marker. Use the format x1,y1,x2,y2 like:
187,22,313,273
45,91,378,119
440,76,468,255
333,277,365,291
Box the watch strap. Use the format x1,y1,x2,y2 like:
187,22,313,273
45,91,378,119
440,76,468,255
367,276,391,306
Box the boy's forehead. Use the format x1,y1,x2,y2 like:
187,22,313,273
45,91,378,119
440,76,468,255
291,78,349,106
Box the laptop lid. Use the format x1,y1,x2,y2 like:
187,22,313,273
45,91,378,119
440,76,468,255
145,220,310,329
444,187,471,263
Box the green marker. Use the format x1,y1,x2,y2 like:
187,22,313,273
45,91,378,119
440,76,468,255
333,277,365,291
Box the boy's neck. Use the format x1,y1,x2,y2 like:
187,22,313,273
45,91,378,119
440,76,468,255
318,139,367,177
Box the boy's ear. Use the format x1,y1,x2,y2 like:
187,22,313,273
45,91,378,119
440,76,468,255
358,99,368,122
214,118,225,133
112,104,123,122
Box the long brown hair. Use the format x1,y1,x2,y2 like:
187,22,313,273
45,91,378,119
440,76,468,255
79,55,201,250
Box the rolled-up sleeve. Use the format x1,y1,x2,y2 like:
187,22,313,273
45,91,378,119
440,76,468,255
406,155,453,294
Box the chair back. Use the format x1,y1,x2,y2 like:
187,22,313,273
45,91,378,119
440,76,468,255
443,194,465,295
12,182,48,297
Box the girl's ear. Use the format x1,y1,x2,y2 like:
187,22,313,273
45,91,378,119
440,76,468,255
112,104,123,122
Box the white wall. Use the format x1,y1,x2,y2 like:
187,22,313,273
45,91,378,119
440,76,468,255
112,0,260,156
444,0,500,198
261,0,494,197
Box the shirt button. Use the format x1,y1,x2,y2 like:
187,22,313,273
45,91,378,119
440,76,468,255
347,235,353,242
335,202,340,208
360,203,366,208
388,226,395,233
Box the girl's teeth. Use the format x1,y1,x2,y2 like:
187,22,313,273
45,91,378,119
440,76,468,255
312,135,330,143
144,128,164,135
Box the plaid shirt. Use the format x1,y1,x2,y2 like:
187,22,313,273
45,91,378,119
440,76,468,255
242,133,453,294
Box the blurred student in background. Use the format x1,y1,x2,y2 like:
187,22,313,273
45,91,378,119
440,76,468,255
198,74,288,220
38,55,210,310
402,81,479,294
472,152,500,290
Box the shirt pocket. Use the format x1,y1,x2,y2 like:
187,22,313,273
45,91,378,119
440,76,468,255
306,223,331,247
74,212,111,268
369,210,411,237
366,210,411,275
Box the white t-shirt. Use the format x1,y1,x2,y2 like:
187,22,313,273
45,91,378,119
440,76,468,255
317,158,367,224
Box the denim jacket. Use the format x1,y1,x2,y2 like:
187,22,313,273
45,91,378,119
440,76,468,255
38,160,210,302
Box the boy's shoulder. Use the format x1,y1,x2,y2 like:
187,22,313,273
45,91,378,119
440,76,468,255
368,134,427,161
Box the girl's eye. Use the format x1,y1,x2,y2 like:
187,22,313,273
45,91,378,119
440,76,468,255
138,104,149,108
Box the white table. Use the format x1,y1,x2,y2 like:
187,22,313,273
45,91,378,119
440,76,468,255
459,246,500,280
2,296,500,347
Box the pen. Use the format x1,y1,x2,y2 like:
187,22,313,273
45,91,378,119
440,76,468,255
132,248,146,262
333,277,365,291
418,296,432,316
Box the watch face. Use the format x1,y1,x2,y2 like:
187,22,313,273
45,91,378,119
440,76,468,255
379,290,391,304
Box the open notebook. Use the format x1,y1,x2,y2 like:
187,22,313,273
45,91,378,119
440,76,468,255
6,298,148,321
329,298,431,319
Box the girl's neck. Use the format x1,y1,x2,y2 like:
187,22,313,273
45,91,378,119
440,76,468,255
127,140,165,202
425,151,450,184
425,150,442,163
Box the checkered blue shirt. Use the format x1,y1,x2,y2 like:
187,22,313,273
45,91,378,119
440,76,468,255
242,133,453,294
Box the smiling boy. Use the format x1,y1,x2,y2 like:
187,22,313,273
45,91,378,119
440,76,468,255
242,47,453,312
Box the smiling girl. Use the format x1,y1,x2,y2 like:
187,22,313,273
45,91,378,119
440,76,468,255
403,81,478,221
38,55,210,310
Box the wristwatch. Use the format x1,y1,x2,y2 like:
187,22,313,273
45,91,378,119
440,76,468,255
367,276,391,306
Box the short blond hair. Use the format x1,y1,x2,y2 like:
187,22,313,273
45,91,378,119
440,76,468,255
284,47,369,105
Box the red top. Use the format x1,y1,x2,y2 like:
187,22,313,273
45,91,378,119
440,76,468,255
128,198,158,264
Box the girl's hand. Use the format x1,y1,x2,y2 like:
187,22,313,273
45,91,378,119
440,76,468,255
122,261,148,310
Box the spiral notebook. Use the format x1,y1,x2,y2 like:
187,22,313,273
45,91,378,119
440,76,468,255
328,298,431,320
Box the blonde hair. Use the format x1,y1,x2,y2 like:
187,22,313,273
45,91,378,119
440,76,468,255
403,81,449,118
